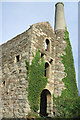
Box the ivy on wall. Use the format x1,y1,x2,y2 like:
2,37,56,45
61,27,78,98
25,50,48,112
53,27,80,118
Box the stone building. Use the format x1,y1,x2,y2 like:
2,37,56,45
0,2,71,118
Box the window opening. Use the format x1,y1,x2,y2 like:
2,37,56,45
45,39,50,52
3,81,5,86
45,63,49,78
49,59,53,64
19,69,21,73
16,55,20,62
2,81,5,87
53,112,55,116
41,53,44,58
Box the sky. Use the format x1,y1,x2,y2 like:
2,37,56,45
1,1,79,94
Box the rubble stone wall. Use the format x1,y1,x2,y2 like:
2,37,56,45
1,28,32,118
0,22,67,118
54,30,67,98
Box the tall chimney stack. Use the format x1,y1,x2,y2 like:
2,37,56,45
55,2,66,31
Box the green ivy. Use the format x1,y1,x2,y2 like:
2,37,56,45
25,50,48,112
61,27,78,98
53,27,80,118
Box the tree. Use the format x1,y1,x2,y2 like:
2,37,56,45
25,50,48,112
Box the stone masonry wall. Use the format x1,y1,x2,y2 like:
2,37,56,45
0,22,67,118
1,28,33,118
30,22,56,95
54,30,67,98
1,22,57,118
30,22,56,116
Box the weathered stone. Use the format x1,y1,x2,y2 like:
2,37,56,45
0,2,69,118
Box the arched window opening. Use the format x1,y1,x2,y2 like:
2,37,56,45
40,89,51,117
45,63,49,78
45,39,50,52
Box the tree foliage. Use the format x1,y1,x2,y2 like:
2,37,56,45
25,50,48,112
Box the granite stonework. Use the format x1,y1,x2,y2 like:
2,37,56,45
0,22,67,118
0,2,68,118
54,30,67,98
1,28,33,118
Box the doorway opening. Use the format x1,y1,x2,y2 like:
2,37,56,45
40,89,51,117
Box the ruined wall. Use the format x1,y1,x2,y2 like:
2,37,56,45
1,22,57,118
0,22,67,118
30,22,56,95
29,22,56,116
54,30,67,98
1,28,32,118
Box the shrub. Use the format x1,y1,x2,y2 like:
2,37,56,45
25,50,48,112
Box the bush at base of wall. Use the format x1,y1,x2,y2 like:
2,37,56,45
25,50,48,113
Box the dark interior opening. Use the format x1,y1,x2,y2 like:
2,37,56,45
19,69,21,73
6,92,8,95
3,81,5,86
44,63,49,77
49,59,53,64
46,39,49,45
53,112,55,116
45,39,50,51
16,55,20,62
40,89,51,117
41,53,44,58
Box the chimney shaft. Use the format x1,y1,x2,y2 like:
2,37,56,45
55,2,66,31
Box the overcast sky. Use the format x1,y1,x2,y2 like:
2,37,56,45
1,1,79,94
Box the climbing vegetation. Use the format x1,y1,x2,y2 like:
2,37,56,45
53,27,80,118
25,50,48,112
